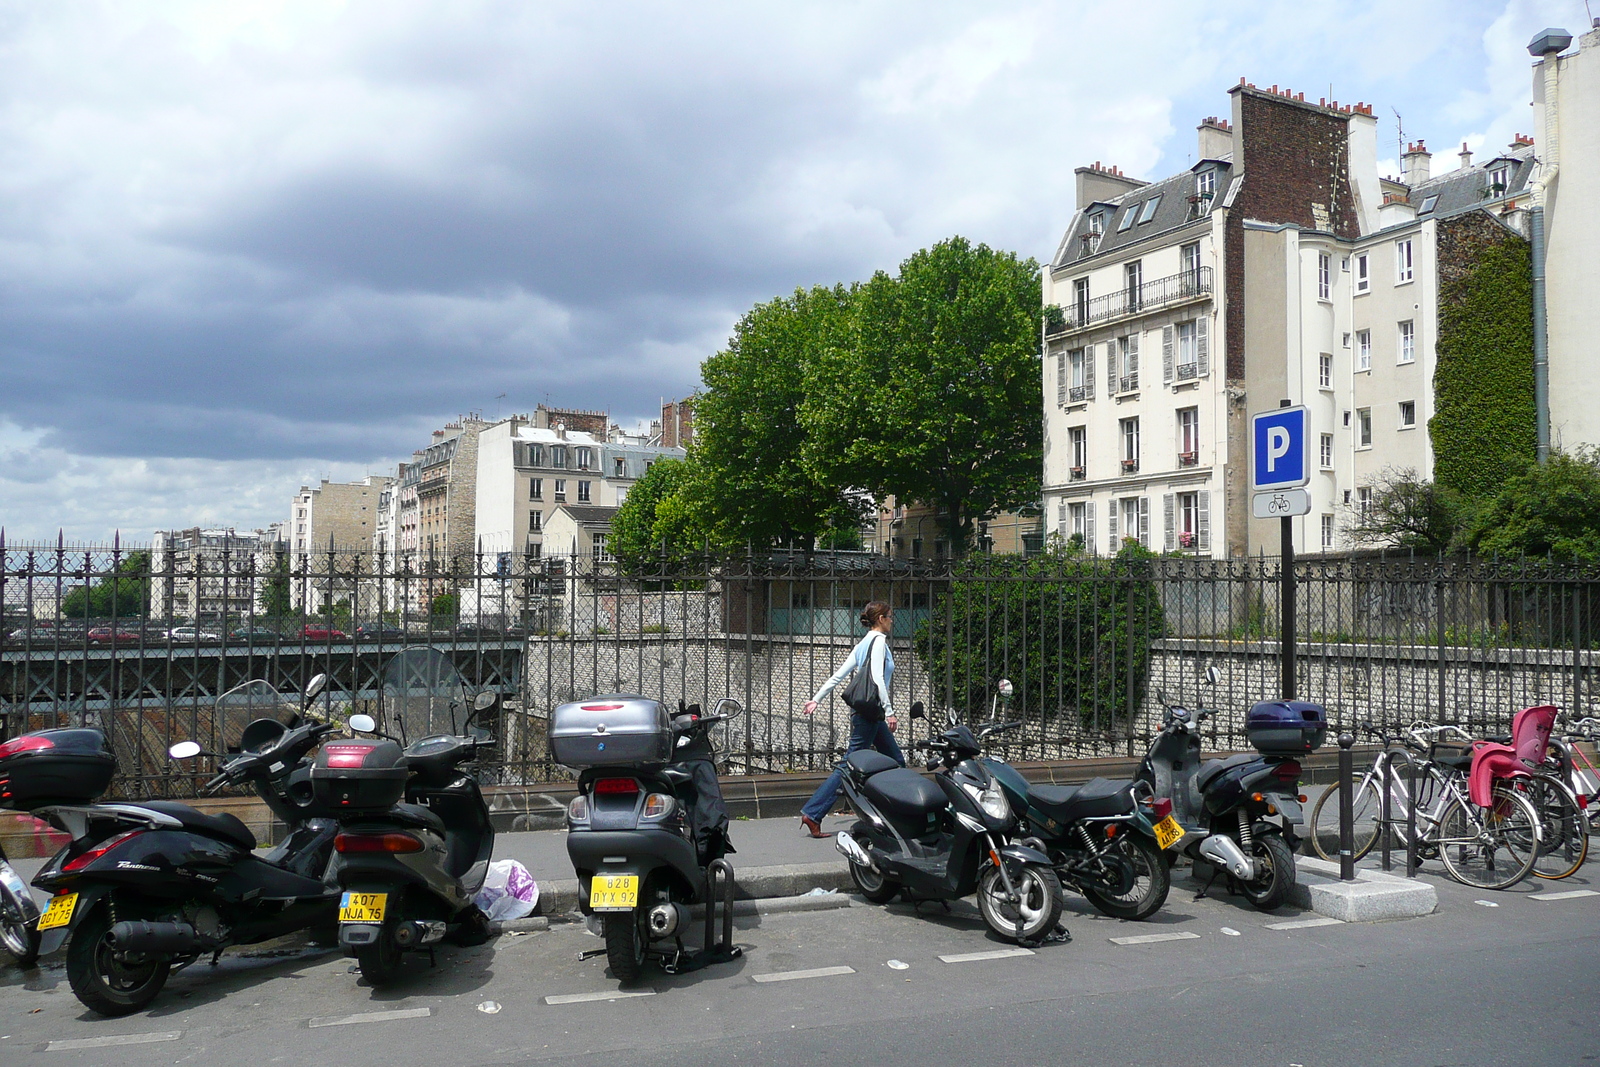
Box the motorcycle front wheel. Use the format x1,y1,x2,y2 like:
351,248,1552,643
603,912,646,983
1081,833,1171,920
977,864,1063,943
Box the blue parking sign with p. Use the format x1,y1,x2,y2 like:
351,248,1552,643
1251,407,1309,491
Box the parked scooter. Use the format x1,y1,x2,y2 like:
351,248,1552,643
834,701,1064,944
554,694,742,982
0,835,42,967
317,647,497,985
22,675,343,1015
1135,670,1324,911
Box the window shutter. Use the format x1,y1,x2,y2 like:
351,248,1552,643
1107,502,1118,551
1139,496,1150,546
1163,494,1175,551
1057,499,1067,535
1162,325,1174,384
1197,316,1210,377
1056,348,1067,407
1197,491,1211,552
1128,333,1140,379
1085,502,1096,552
1085,343,1096,394
1107,343,1118,396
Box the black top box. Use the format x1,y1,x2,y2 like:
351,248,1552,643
311,739,409,813
0,728,116,809
1246,700,1329,755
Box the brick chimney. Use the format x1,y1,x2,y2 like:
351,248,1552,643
1401,140,1431,186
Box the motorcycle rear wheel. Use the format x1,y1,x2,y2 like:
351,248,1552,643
1081,834,1171,920
0,879,41,967
1239,833,1296,912
977,864,1063,943
66,905,170,1017
847,857,901,904
603,912,646,983
355,926,404,986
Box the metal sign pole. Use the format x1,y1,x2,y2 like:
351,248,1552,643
1282,514,1296,700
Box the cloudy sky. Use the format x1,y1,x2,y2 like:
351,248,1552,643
0,0,1583,543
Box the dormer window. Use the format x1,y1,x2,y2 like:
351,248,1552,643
1089,212,1105,235
1138,195,1161,224
1488,163,1511,195
1196,169,1215,198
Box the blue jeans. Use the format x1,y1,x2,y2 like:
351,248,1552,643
801,713,905,824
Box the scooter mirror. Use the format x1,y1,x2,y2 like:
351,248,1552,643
168,741,202,759
909,701,925,720
473,691,498,711
304,673,328,703
348,714,377,734
996,679,1014,702
1203,665,1221,686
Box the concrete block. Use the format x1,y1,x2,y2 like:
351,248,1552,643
1307,877,1437,922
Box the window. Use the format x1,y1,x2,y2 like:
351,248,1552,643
1357,330,1372,371
528,443,545,467
554,479,567,501
529,478,543,500
1117,205,1137,232
550,445,568,469
1354,253,1369,294
1069,426,1087,476
1488,164,1510,195
1399,401,1416,428
1319,352,1333,389
1321,514,1335,550
614,457,626,477
1176,492,1200,549
1069,502,1088,540
1180,242,1201,289
1117,334,1139,391
1320,434,1333,468
1068,347,1087,401
1396,239,1413,284
1398,320,1415,364
1073,278,1089,323
575,447,593,470
1088,211,1105,235
1124,261,1142,311
1138,195,1161,223
577,480,592,502
1357,408,1372,448
615,486,628,505
1317,252,1331,301
1196,169,1215,198
529,510,542,532
528,542,541,560
1357,486,1373,522
1176,321,1198,378
1120,417,1140,471
1419,194,1439,214
592,533,611,562
1121,497,1147,547
1178,407,1199,465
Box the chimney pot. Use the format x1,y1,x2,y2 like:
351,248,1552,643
1459,141,1473,168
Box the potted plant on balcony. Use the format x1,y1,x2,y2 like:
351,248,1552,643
1043,304,1066,333
1121,458,1138,473
1178,531,1196,550
1070,466,1086,480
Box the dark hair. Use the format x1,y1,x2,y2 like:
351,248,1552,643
859,601,892,629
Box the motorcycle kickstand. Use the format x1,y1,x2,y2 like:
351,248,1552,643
209,949,223,967
577,947,608,961
1193,866,1220,901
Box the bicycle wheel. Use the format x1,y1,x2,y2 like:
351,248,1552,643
1436,787,1540,890
1309,773,1383,862
1526,776,1589,880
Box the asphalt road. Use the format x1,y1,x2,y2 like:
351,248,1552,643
3,858,1595,1067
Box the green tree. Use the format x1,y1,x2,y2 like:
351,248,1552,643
260,552,293,618
62,551,151,619
429,592,459,619
609,458,710,573
802,236,1042,554
695,285,867,549
1465,448,1600,561
915,541,1164,729
1345,467,1468,555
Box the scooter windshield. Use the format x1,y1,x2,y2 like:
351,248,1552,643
381,646,466,741
215,679,298,752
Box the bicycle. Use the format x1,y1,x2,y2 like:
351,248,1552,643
1310,722,1542,890
1517,714,1598,879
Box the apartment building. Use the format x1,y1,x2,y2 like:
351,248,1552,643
149,525,284,621
288,475,392,612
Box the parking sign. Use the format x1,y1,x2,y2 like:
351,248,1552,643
1251,406,1309,492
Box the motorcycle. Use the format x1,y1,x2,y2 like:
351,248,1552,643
1,837,42,967
1135,672,1324,912
554,694,742,982
27,675,344,1016
965,682,1171,921
317,646,497,985
834,701,1064,944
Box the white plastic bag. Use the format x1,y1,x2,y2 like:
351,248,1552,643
473,859,539,921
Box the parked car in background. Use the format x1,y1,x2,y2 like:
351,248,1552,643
6,627,64,645
299,624,347,640
354,624,404,641
167,626,223,644
86,626,141,646
229,626,281,642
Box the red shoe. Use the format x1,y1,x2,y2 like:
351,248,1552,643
800,815,831,838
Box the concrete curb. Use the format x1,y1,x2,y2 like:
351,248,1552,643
536,860,852,918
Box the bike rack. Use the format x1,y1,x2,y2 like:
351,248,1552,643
1378,747,1422,878
705,858,738,958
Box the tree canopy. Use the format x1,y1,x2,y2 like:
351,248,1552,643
62,551,151,619
608,458,710,572
1345,467,1467,555
1464,448,1600,562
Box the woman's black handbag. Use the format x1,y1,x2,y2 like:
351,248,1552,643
840,637,885,721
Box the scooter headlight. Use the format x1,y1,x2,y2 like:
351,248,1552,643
642,793,675,820
965,778,1010,821
567,794,589,823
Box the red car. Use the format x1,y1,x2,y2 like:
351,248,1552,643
86,627,140,646
299,624,347,640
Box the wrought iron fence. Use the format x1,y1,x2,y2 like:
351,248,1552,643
4,539,1598,798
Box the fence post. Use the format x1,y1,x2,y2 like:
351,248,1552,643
1338,731,1355,881
1406,755,1420,878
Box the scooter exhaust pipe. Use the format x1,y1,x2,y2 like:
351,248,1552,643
1197,834,1257,881
108,920,217,955
834,831,875,871
646,902,692,940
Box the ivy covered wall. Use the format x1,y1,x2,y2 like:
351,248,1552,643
1430,213,1535,498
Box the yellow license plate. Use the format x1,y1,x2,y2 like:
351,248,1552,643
38,891,77,931
339,892,388,924
589,874,639,912
1153,815,1185,851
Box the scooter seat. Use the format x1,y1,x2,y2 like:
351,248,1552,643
136,800,257,851
862,768,946,818
845,750,899,777
1029,777,1135,823
1196,753,1260,790
387,802,447,836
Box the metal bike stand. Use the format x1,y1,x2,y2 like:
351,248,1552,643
663,859,742,974
1379,747,1421,878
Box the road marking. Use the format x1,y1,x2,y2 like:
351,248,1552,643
937,948,1035,963
1265,917,1345,930
544,990,658,1004
1474,900,1500,907
1109,931,1202,946
308,1008,433,1028
1529,889,1600,902
1219,927,1241,936
44,1032,182,1051
752,965,855,983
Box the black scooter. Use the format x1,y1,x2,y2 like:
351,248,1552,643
30,675,342,1016
834,702,1064,944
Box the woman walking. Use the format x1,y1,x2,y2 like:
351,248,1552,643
798,601,904,838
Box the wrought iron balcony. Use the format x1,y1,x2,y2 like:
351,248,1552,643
1068,385,1088,403
1175,362,1200,381
1046,267,1212,337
